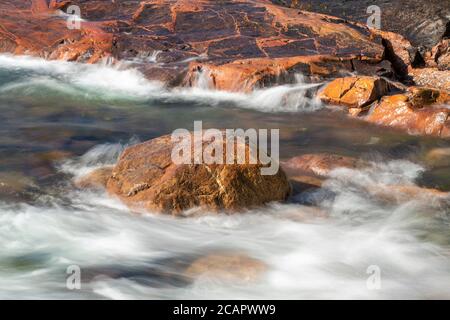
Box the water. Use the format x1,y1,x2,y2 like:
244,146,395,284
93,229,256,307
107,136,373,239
0,54,449,299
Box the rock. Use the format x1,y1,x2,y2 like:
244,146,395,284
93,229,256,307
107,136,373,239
282,153,362,177
106,132,291,215
75,166,113,190
280,0,450,47
318,77,390,110
406,87,450,106
281,153,363,194
288,175,324,194
36,150,74,163
367,184,448,204
425,148,450,168
425,39,450,71
0,0,387,91
185,253,267,282
0,172,36,197
372,30,424,79
280,205,329,222
366,93,450,138
408,68,450,92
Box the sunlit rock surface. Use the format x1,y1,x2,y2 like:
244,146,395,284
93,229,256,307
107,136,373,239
366,91,450,138
318,76,390,111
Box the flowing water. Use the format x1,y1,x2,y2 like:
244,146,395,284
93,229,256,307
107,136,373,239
0,54,450,299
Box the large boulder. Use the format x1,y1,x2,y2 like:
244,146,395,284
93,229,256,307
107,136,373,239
0,0,387,90
105,132,291,215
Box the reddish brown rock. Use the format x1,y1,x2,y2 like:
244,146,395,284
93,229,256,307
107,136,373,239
372,30,423,78
318,76,390,109
282,153,362,177
366,93,450,138
281,153,363,193
408,68,450,92
425,148,450,168
0,0,386,90
106,133,291,215
425,39,450,71
185,253,267,282
367,184,449,204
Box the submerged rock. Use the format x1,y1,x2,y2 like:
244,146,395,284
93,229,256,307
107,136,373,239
185,253,267,282
367,184,449,205
282,153,362,178
105,132,291,215
425,39,450,71
425,148,450,168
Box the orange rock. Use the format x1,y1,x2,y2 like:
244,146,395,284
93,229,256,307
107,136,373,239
425,39,450,71
185,253,267,282
106,132,291,215
318,77,390,109
367,184,448,204
282,153,363,177
371,29,421,77
366,93,450,138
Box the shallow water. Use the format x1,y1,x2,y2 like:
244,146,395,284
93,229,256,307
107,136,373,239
0,55,450,299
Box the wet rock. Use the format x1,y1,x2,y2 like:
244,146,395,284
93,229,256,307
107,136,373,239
288,175,324,194
36,150,74,163
185,253,267,282
366,92,450,138
106,133,291,215
0,0,386,91
282,205,329,221
281,153,364,194
75,166,113,190
0,172,36,198
318,77,390,110
282,153,362,177
425,148,450,168
367,184,449,205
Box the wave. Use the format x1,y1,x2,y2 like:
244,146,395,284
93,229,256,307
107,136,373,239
0,54,323,112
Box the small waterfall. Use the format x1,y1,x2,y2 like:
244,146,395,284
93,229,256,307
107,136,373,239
193,67,214,90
